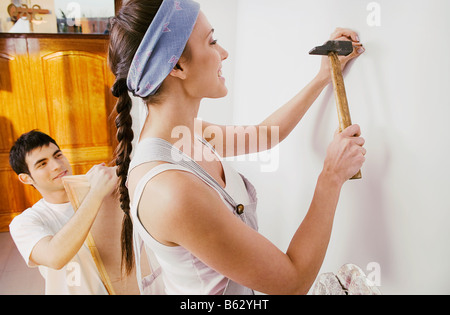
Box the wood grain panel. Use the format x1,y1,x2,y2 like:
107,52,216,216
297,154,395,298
41,51,110,147
27,36,116,150
0,38,41,151
0,37,44,231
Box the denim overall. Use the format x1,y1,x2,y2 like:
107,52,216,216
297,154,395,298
128,136,258,295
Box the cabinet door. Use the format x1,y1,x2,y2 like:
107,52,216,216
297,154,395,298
0,37,43,231
27,37,117,175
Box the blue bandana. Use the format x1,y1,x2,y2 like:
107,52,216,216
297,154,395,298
127,0,200,98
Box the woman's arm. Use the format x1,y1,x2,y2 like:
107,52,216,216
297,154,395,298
199,28,364,158
258,74,330,145
137,125,365,294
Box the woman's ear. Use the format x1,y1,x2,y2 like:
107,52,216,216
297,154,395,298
18,173,34,186
169,62,187,80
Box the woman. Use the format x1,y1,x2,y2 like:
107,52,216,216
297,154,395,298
109,0,366,295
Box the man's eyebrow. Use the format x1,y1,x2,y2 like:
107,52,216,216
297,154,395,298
53,149,62,157
33,157,48,168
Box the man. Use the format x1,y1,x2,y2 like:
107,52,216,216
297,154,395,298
9,130,118,295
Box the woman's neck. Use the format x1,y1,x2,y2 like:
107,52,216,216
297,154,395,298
140,93,201,145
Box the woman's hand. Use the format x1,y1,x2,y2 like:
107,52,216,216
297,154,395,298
323,124,366,185
317,28,365,82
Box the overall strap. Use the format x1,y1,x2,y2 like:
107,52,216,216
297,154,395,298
129,138,241,213
131,163,192,213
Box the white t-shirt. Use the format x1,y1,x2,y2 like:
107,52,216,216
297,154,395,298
9,199,108,295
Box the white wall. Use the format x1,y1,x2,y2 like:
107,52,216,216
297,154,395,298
196,0,239,124
199,0,450,294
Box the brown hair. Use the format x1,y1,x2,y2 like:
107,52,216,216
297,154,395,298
9,130,59,176
108,0,191,274
108,0,164,275
109,0,193,275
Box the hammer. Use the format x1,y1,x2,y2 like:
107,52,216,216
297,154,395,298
309,40,362,180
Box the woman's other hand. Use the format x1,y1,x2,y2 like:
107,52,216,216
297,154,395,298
317,28,365,82
322,124,366,185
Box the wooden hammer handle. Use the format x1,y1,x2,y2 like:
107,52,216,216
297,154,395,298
328,52,362,180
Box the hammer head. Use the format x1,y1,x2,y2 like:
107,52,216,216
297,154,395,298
309,40,353,56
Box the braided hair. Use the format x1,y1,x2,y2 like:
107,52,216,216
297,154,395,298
108,0,163,275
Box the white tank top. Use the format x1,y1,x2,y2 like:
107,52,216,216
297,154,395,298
127,136,258,295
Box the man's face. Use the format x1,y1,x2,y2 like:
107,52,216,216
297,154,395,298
19,143,73,195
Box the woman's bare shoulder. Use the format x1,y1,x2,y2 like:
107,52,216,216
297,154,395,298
131,162,226,246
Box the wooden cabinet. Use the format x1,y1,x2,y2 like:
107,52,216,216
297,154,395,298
0,34,117,231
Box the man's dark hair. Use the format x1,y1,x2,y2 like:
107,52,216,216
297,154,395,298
9,130,59,175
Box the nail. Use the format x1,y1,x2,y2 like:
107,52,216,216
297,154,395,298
357,47,365,54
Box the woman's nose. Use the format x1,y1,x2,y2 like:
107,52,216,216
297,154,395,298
219,44,229,61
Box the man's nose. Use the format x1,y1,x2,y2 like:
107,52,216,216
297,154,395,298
50,158,63,171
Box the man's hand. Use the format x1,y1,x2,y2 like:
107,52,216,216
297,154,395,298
86,163,118,200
